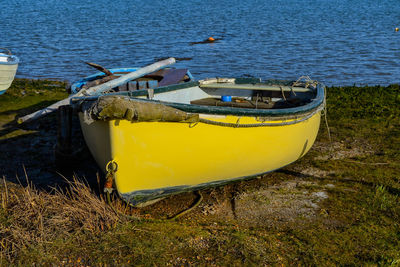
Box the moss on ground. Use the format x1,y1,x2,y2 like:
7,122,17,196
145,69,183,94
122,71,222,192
0,79,68,140
0,80,399,265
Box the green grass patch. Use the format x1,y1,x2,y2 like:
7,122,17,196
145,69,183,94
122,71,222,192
0,79,68,114
0,81,399,265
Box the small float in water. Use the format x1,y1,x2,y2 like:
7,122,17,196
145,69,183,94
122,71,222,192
0,48,19,95
71,73,325,206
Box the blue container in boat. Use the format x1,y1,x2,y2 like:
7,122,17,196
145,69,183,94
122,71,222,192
221,95,232,102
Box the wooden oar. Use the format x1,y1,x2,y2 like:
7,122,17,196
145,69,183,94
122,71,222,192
18,57,176,124
84,62,114,76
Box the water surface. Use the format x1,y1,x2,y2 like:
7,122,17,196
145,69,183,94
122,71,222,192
1,0,399,85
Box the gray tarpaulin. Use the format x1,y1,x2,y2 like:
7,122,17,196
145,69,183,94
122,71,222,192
82,96,199,124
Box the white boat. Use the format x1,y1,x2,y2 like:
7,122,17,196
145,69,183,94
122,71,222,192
0,48,19,95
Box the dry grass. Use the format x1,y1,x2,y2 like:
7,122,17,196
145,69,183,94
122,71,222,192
0,81,399,265
0,173,125,262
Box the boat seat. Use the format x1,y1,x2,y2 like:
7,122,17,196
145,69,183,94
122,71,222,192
158,69,188,87
191,98,275,109
117,68,188,91
190,97,303,109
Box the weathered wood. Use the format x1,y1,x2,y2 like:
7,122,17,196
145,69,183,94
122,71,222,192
18,97,72,124
82,75,118,89
18,58,176,123
82,57,175,95
158,68,188,87
56,105,73,155
85,62,114,76
190,97,303,109
199,83,313,92
191,97,276,109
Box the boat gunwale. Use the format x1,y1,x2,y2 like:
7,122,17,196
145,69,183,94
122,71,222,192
73,79,325,117
0,54,19,65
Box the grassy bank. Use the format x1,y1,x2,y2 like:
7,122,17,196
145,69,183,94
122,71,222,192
0,80,399,265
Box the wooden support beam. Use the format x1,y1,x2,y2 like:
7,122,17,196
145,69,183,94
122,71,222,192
55,105,73,158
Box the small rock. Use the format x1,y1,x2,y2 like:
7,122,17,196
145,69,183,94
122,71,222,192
312,191,329,199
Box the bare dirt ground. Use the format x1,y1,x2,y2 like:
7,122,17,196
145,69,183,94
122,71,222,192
1,80,399,265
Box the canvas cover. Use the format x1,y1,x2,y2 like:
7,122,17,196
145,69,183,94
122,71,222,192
82,95,199,124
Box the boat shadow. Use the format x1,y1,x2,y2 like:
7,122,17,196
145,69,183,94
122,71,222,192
0,100,60,138
0,102,102,192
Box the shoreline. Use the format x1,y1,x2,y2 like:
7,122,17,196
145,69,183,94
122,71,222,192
14,76,400,88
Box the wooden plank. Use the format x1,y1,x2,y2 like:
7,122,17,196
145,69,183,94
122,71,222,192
128,81,137,91
81,58,175,94
145,68,171,79
158,69,188,87
138,81,147,90
199,83,313,92
191,98,276,109
18,58,176,123
56,105,72,155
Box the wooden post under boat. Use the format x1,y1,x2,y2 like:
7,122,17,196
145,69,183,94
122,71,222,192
55,105,73,157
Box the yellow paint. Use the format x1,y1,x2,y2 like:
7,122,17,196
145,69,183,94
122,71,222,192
79,111,321,197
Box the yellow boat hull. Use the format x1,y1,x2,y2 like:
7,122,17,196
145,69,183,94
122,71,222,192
79,112,321,205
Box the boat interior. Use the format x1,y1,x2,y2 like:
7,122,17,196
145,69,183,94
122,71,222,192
74,77,322,113
145,78,318,110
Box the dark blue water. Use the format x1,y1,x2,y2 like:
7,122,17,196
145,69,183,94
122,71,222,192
1,0,399,86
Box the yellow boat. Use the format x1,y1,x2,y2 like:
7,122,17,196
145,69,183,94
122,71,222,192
74,77,325,206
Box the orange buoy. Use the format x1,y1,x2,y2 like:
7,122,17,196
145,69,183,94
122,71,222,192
396,27,399,32
207,37,215,42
